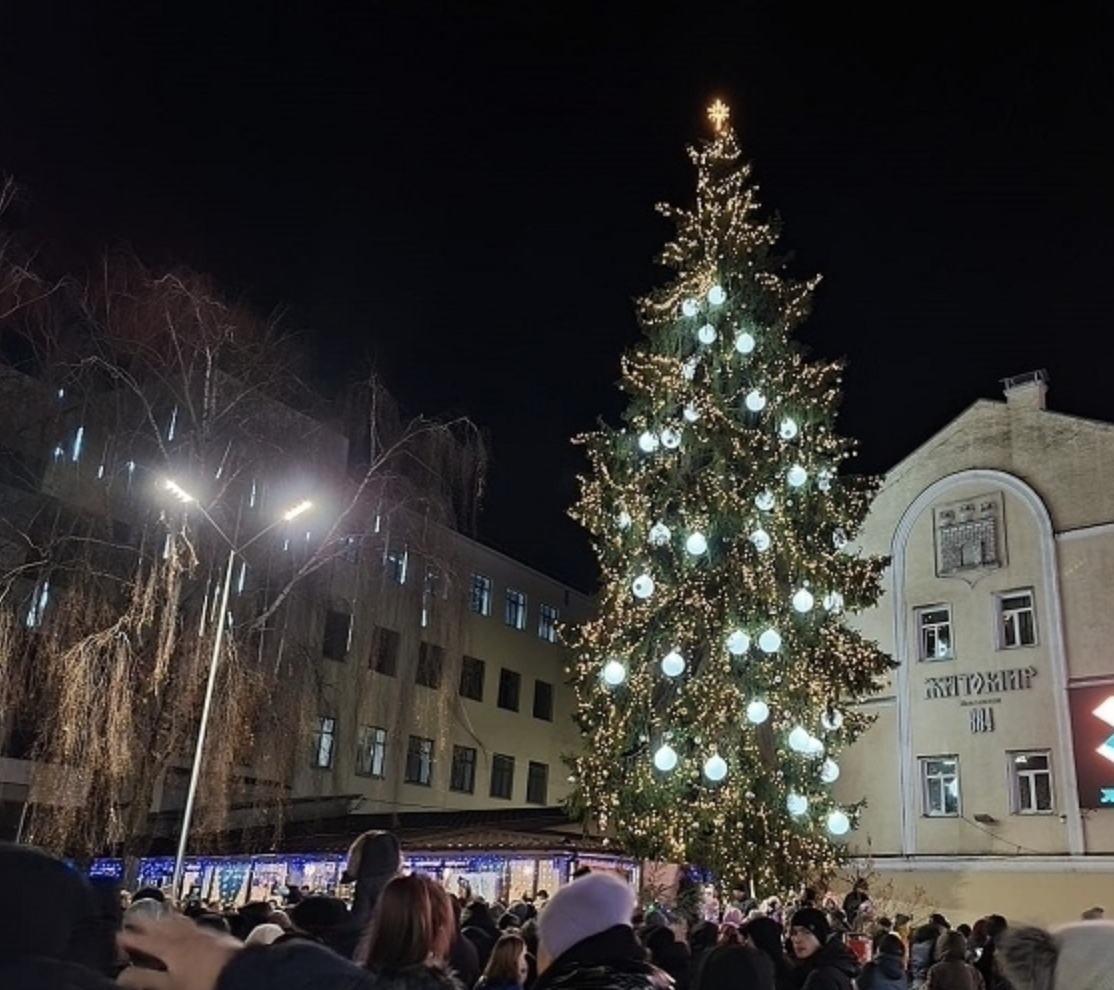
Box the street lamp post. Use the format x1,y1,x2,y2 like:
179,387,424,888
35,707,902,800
164,480,312,902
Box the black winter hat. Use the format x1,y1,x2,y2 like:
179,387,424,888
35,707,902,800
790,907,831,944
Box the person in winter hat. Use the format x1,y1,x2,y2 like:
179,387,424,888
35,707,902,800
697,943,775,990
787,907,860,990
859,933,909,990
742,915,796,990
533,872,670,990
998,921,1114,990
338,829,403,960
927,930,983,990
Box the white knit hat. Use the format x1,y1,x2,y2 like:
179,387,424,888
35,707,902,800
1000,921,1114,990
537,873,636,962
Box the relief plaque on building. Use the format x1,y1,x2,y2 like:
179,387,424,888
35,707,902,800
933,492,1004,577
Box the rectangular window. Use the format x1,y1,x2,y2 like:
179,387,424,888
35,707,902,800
405,735,434,786
370,626,400,676
450,745,477,793
1010,751,1054,814
999,590,1037,648
533,680,554,721
385,543,408,585
505,588,527,630
416,642,444,689
322,608,352,661
313,716,336,769
526,761,549,804
490,753,515,799
497,668,521,711
538,603,559,643
459,655,486,701
920,756,960,817
916,605,953,661
470,574,493,616
356,725,387,778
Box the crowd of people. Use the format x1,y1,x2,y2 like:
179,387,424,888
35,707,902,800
2,834,1113,990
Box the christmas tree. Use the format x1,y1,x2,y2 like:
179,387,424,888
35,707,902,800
567,101,894,892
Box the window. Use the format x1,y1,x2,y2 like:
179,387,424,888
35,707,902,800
497,668,521,711
916,605,953,661
405,735,434,786
322,608,352,661
533,680,554,721
920,756,960,817
505,588,527,630
526,761,549,804
356,726,387,778
416,642,444,689
370,626,400,676
385,543,408,584
998,591,1037,648
450,745,477,793
538,603,559,643
470,574,493,616
459,655,486,701
490,753,515,799
1010,751,1054,814
313,717,337,769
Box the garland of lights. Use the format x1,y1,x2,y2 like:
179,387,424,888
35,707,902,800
566,100,893,892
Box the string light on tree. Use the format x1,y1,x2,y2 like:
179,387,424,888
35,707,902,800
566,98,893,892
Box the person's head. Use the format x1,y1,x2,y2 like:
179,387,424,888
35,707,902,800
957,924,972,939
365,873,455,971
484,932,529,986
931,913,951,930
194,912,232,935
999,921,1114,990
937,930,968,962
789,908,830,959
689,920,720,954
854,879,870,893
244,922,286,946
742,916,785,963
536,872,635,973
984,915,1009,941
699,944,776,990
877,933,906,959
132,887,166,904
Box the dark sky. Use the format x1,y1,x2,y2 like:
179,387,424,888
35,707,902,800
2,4,1111,592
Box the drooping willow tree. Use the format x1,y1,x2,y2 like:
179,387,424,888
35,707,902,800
0,223,487,857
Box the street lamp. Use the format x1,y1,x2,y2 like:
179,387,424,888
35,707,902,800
163,479,312,902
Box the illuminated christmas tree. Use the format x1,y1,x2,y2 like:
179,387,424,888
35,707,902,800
567,101,893,892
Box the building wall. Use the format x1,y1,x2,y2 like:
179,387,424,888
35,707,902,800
836,378,1114,923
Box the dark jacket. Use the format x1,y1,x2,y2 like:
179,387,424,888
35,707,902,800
927,960,984,990
217,941,378,990
532,925,673,990
860,953,909,990
369,963,467,990
794,938,861,990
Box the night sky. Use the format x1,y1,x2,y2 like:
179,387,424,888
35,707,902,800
2,5,1111,592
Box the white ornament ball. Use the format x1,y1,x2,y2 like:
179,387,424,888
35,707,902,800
832,528,848,549
758,628,782,654
648,522,671,546
787,464,808,488
735,331,756,355
602,660,627,686
638,431,659,453
792,587,815,613
660,428,681,450
755,490,776,511
697,324,717,345
827,809,851,836
682,358,699,381
683,404,701,423
805,735,825,758
704,753,728,781
632,573,655,599
787,792,809,816
779,417,799,440
653,743,679,772
707,285,726,306
745,389,767,412
821,709,845,732
617,510,632,530
746,699,770,724
788,726,811,752
750,528,771,552
682,298,699,318
726,630,751,656
817,469,833,492
823,591,845,614
821,758,841,784
661,650,686,677
685,532,708,556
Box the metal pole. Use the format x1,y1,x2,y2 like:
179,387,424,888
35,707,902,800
170,545,236,902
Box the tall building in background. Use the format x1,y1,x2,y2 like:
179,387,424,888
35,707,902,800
838,370,1114,924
